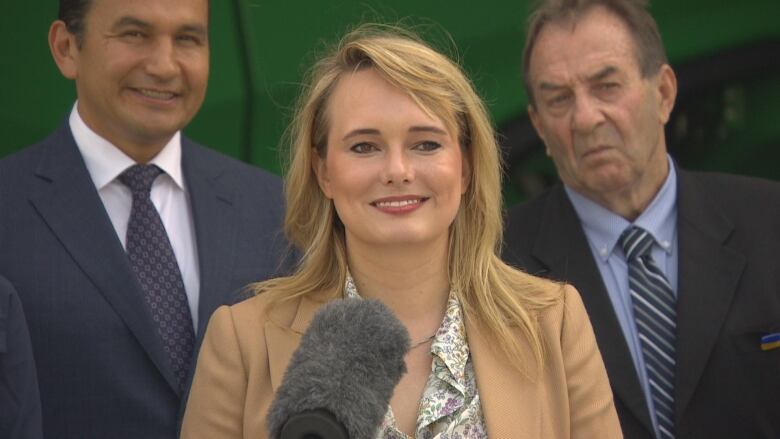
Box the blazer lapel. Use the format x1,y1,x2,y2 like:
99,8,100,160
266,295,325,391
182,140,238,339
266,322,301,391
467,314,541,438
674,171,744,419
530,186,654,433
29,125,181,394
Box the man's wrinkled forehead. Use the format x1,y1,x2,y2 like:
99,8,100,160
529,7,641,82
82,0,210,30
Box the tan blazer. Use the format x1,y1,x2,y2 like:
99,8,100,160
181,284,621,438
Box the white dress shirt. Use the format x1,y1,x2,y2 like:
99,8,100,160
69,103,201,329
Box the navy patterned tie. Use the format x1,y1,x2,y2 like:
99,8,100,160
119,164,194,391
620,226,676,439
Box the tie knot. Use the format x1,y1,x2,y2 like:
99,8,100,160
119,164,163,195
619,226,655,260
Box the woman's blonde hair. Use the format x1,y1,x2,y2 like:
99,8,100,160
254,23,561,374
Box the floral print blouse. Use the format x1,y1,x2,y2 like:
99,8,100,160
344,275,488,439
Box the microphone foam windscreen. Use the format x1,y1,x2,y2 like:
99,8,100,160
266,298,410,439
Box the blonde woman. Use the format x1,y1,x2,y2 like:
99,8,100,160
181,25,621,439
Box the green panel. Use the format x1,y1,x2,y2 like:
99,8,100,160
184,1,247,162
240,0,534,171
652,0,780,61
2,0,779,184
238,0,780,173
1,5,73,154
671,73,780,179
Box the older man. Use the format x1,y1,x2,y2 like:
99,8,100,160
0,0,287,437
504,1,780,438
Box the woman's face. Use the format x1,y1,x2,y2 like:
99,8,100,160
313,68,470,251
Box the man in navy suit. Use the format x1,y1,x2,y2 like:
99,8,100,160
503,0,780,438
0,0,288,437
0,275,42,439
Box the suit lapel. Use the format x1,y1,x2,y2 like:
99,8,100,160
266,323,301,391
182,140,238,339
467,314,541,438
530,186,654,433
674,171,744,418
29,125,181,394
267,295,324,391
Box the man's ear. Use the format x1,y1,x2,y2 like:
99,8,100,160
655,64,677,125
528,104,550,156
49,20,80,80
311,148,333,199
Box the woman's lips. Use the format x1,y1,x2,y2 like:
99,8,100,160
371,196,429,213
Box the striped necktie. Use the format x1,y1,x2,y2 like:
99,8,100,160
620,226,677,439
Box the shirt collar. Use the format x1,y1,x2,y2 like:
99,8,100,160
69,102,185,191
565,156,678,261
430,293,469,385
343,272,469,386
344,272,361,299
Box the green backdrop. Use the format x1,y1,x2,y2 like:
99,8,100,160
2,1,778,195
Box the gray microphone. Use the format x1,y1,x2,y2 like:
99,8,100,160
266,298,410,439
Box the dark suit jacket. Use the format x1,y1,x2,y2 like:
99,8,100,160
503,170,780,438
0,275,43,439
0,123,289,439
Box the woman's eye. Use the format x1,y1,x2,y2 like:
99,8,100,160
350,143,377,153
414,141,441,152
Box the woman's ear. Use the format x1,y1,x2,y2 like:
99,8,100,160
311,148,333,199
460,149,472,195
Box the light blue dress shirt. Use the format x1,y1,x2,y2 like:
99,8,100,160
565,157,678,438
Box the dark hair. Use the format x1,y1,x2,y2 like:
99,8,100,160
523,0,667,106
57,0,210,45
58,0,90,43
